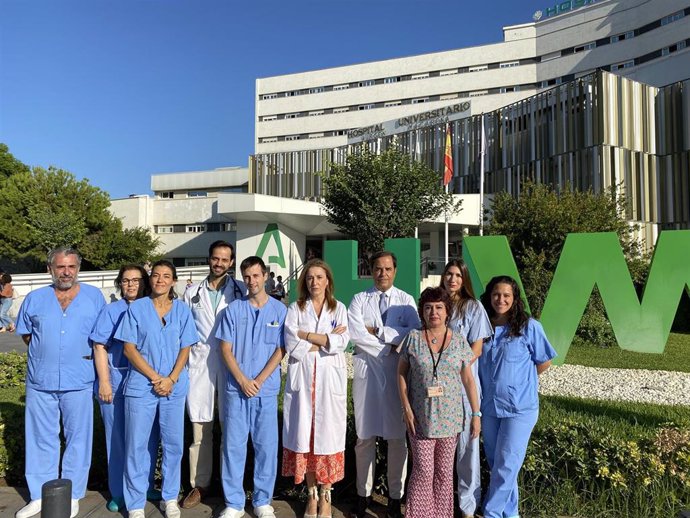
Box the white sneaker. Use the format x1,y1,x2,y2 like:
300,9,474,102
128,509,145,518
70,499,79,518
253,505,276,518
16,500,42,518
218,506,246,518
161,500,181,518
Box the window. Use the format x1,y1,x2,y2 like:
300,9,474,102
332,107,349,113
469,90,489,97
334,130,347,136
308,133,324,139
284,135,300,141
309,87,324,94
611,60,634,71
187,191,207,198
574,42,596,53
611,31,634,43
411,97,428,104
262,137,278,143
186,225,205,233
308,110,324,116
159,191,174,199
661,10,684,25
500,61,519,68
206,223,225,232
468,65,488,72
411,73,429,80
157,226,173,234
499,86,520,93
333,84,349,90
384,101,402,107
663,41,687,55
440,69,458,76
439,93,458,100
541,50,560,62
286,90,301,97
185,258,207,266
262,93,278,100
285,113,299,119
384,77,399,83
358,80,375,87
358,104,375,110
262,115,277,121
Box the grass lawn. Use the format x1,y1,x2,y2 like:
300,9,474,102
564,332,690,372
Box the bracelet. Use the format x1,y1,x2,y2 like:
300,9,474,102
471,411,482,417
306,332,311,342
169,376,178,384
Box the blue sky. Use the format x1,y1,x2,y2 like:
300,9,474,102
1,0,548,199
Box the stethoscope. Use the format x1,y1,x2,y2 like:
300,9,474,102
191,274,243,304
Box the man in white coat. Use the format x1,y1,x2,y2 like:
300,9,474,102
348,251,420,518
181,240,246,508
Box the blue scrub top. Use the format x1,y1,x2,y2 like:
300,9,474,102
89,298,131,396
449,298,492,345
115,298,198,398
215,296,287,397
16,284,105,391
479,318,557,418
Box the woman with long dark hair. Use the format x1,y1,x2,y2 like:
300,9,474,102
116,260,198,518
439,260,491,518
478,276,557,518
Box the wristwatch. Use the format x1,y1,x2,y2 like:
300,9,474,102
471,411,482,417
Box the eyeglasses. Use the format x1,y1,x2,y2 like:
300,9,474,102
122,278,142,285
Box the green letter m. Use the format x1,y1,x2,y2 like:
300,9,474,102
464,231,690,363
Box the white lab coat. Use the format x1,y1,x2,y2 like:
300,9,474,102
348,286,420,440
183,275,246,422
282,300,350,455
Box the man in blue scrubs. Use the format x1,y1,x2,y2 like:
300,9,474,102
15,247,106,518
216,256,286,518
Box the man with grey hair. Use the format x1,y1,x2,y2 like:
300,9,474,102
15,247,106,518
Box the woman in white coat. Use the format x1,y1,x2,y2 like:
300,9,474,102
282,259,350,518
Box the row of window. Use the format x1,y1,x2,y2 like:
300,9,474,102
258,8,687,102
157,191,208,199
155,222,237,234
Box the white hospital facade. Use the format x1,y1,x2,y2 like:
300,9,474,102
110,0,690,279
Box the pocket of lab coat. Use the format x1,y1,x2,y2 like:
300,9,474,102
328,365,347,396
353,354,367,379
188,342,210,370
287,360,302,392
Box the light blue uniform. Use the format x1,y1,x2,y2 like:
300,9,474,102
215,296,287,510
478,318,557,518
115,298,198,510
90,298,160,504
449,298,492,516
16,283,105,500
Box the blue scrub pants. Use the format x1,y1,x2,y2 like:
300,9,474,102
123,394,185,510
481,411,538,518
25,386,93,500
222,394,278,509
456,365,481,515
100,395,160,501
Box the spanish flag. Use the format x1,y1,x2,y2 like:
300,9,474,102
443,122,453,186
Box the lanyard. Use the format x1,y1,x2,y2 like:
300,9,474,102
424,327,448,381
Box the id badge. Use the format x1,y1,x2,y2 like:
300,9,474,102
427,385,444,398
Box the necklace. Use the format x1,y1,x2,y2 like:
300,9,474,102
427,327,446,345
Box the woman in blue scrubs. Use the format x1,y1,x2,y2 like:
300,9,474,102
116,260,198,518
478,276,557,518
91,264,161,512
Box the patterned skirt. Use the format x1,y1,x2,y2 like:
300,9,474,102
281,362,345,485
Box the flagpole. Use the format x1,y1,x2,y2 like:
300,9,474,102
479,114,486,236
443,122,453,264
444,183,449,264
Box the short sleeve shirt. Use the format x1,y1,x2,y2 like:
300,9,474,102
215,296,287,397
479,318,557,418
115,298,198,398
449,298,492,345
89,298,131,395
16,284,105,391
400,329,475,438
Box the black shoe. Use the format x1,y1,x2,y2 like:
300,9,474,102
354,496,371,518
386,498,402,518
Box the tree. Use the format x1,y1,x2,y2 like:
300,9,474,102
0,154,159,271
486,181,648,346
321,147,460,256
0,143,30,179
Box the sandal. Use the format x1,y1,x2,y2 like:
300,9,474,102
304,486,318,518
317,487,333,518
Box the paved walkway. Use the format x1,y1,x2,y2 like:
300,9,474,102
0,487,358,518
0,332,23,354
